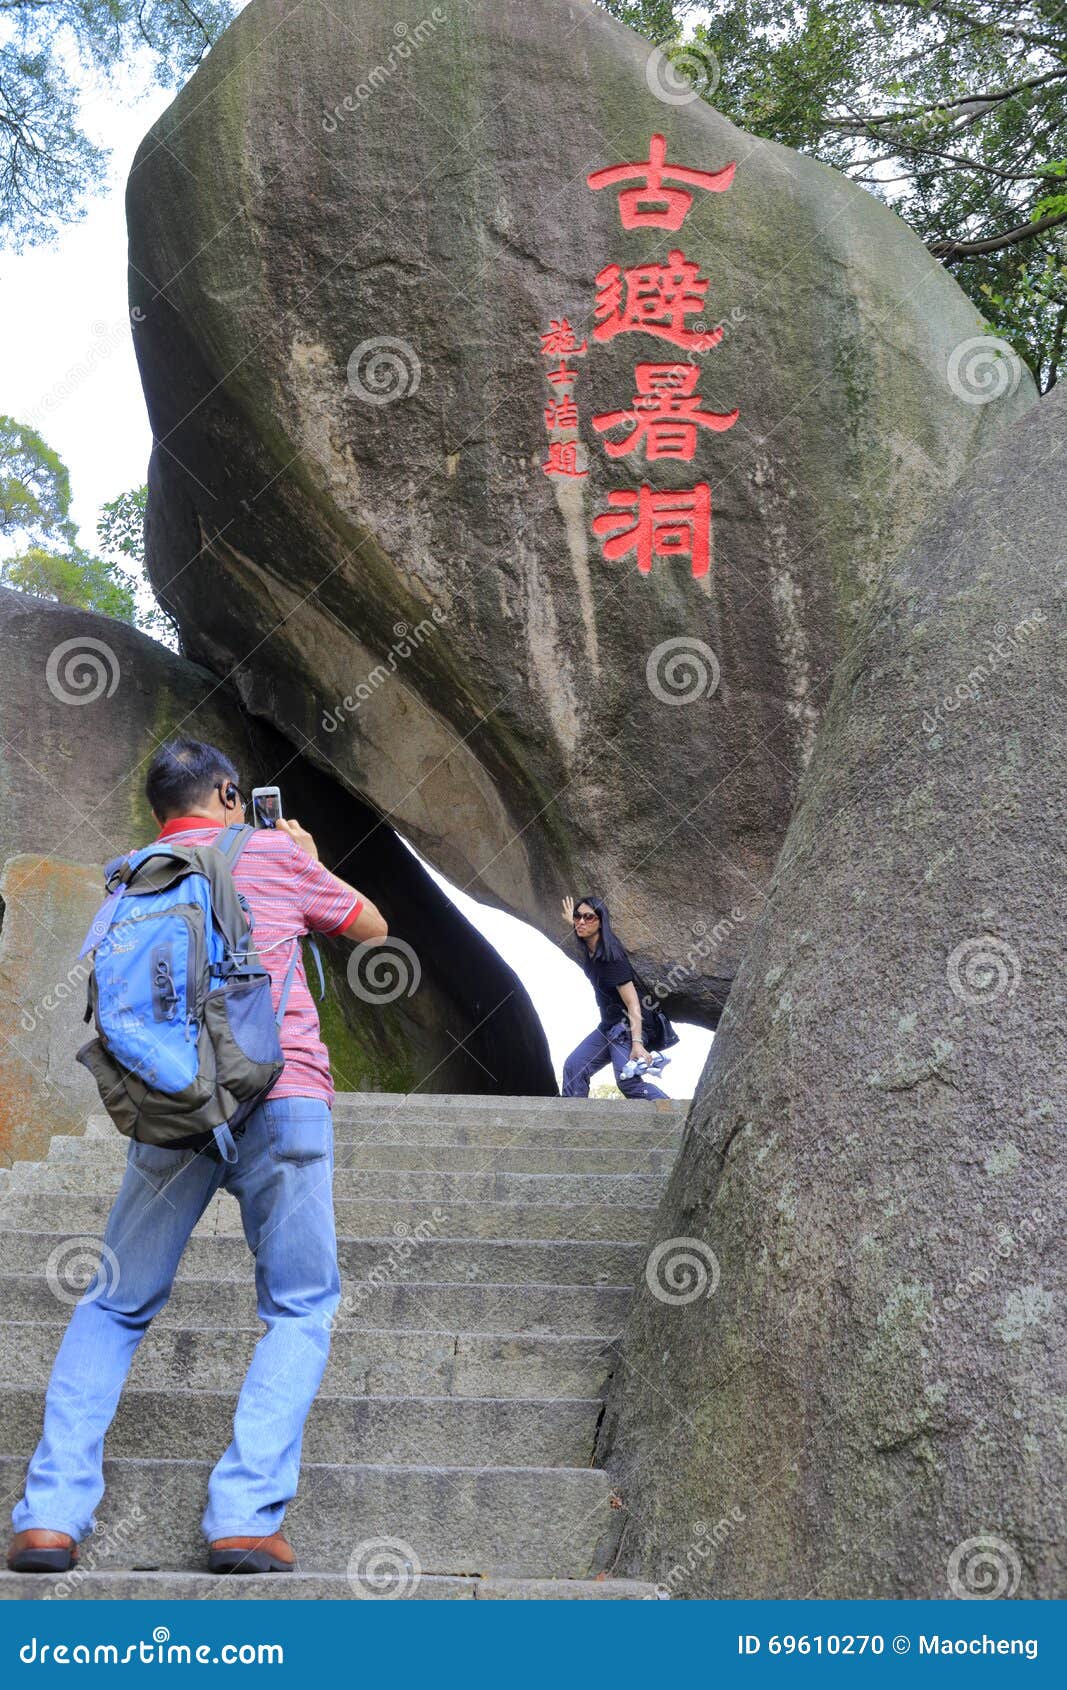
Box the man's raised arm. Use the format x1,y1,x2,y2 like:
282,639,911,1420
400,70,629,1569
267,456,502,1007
276,817,388,945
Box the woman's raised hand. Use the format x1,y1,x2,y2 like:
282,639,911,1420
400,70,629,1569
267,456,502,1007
561,895,575,927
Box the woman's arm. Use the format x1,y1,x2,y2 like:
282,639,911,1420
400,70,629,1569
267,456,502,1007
617,980,651,1064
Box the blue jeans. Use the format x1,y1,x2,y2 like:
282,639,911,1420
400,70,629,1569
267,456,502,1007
561,1022,669,1100
11,1095,341,1545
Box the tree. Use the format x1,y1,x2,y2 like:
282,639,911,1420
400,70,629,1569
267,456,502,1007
97,485,179,644
0,415,74,549
600,2,1067,389
0,0,240,251
0,423,172,632
1,544,137,620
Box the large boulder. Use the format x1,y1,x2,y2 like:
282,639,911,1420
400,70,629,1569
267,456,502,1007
597,389,1065,1597
0,856,104,1161
0,587,553,1165
126,0,1036,1026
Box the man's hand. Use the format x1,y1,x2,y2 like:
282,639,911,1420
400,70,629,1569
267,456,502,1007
630,1042,652,1065
275,817,319,861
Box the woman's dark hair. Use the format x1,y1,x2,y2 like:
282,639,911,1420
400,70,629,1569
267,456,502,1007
145,737,239,821
572,894,627,968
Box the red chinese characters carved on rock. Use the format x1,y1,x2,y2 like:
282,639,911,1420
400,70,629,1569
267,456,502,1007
540,317,588,478
582,132,739,578
586,133,736,231
593,484,713,579
593,251,723,353
543,440,586,478
593,364,738,462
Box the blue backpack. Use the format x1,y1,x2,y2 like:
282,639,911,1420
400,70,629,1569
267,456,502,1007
75,822,323,1162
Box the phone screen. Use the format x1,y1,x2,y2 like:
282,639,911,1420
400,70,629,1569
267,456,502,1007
253,790,281,828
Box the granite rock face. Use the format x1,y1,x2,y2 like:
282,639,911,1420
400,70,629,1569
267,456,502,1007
0,856,105,1161
126,0,1035,1024
0,586,554,1163
597,388,1065,1598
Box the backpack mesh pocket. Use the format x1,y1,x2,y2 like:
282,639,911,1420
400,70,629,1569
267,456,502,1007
203,978,284,1101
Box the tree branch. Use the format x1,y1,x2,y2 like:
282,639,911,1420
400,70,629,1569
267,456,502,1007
824,67,1067,131
929,208,1067,258
873,0,1067,52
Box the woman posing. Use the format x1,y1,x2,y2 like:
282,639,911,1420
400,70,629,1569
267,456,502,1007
561,894,670,1101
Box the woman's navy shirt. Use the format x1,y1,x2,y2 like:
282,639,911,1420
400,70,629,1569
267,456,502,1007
583,947,637,1031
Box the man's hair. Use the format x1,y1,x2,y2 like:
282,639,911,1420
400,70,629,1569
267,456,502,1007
146,738,239,821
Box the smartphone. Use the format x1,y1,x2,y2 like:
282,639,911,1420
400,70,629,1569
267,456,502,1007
251,786,283,828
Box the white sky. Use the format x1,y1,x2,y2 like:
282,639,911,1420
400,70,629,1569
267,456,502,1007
0,27,714,1098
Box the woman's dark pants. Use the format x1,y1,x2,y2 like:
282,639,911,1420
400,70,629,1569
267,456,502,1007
562,1022,669,1101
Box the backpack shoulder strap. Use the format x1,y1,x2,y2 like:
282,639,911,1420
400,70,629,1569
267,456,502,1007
77,843,191,959
213,821,255,869
189,824,257,959
275,938,302,1026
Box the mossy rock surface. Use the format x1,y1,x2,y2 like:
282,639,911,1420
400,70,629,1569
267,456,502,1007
598,388,1066,1598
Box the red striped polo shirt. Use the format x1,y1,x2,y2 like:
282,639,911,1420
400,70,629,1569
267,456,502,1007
154,817,362,1105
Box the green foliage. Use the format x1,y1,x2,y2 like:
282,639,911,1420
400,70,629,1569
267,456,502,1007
1,0,241,251
0,422,173,636
0,415,74,549
598,2,1067,389
0,544,137,622
96,484,179,644
97,486,148,564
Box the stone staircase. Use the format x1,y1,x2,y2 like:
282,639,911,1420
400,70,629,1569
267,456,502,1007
0,1093,686,1599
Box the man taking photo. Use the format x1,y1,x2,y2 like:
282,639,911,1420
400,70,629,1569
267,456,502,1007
7,737,388,1576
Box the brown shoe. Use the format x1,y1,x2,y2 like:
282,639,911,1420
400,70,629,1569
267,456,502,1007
7,1529,79,1573
208,1532,295,1574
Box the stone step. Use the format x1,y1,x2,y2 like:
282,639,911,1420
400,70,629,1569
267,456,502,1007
0,1229,643,1285
81,1113,684,1150
0,1386,600,1468
0,1274,634,1336
0,1569,663,1599
7,1165,665,1206
47,1137,675,1175
0,1191,660,1243
329,1092,685,1123
2,1321,617,1398
0,1455,618,1579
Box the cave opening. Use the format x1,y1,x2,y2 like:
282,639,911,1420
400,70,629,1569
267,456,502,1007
395,835,714,1100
